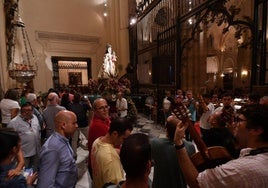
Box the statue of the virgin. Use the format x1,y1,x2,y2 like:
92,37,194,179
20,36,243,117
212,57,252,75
98,44,118,79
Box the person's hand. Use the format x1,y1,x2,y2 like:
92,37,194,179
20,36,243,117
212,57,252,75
26,172,38,185
174,121,188,145
7,168,21,179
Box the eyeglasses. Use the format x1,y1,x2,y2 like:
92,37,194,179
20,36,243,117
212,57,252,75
234,116,247,123
96,105,110,111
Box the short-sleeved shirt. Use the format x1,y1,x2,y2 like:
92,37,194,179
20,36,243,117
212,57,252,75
88,116,110,168
8,114,41,157
199,102,214,130
151,137,196,188
91,137,124,188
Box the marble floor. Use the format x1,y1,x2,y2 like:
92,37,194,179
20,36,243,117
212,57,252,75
75,113,166,188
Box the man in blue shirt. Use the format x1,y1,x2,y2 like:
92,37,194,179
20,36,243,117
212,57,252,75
37,110,78,188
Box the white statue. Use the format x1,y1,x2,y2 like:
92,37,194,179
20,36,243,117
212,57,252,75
98,44,118,79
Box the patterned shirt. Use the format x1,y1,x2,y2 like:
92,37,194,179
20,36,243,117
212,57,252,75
197,148,268,188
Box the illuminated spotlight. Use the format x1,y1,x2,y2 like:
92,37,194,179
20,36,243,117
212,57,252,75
104,12,108,17
241,70,248,77
130,17,137,25
188,18,193,25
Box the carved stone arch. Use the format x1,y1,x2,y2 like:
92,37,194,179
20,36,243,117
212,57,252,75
223,57,235,73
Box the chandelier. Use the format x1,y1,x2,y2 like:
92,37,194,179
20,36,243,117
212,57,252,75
7,2,37,84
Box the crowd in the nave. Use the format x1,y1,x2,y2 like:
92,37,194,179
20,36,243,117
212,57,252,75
0,87,268,188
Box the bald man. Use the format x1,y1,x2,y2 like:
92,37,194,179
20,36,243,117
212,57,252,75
88,98,111,177
260,95,268,106
37,110,78,188
43,92,66,138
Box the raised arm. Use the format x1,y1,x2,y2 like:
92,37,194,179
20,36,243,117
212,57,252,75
174,121,200,188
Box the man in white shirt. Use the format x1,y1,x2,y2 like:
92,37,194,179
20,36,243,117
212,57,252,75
0,89,20,127
8,103,41,171
116,91,128,118
199,94,214,137
214,92,234,114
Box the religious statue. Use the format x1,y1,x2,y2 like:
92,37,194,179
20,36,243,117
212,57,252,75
98,44,118,79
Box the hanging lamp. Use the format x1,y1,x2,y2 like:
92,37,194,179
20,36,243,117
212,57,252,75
7,1,38,84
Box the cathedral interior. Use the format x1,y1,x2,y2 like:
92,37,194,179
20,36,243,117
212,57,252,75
0,0,268,101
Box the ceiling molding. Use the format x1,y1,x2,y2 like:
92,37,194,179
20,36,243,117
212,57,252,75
36,31,100,43
35,31,101,54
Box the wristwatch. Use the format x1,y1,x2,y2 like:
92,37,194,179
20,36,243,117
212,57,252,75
175,142,185,150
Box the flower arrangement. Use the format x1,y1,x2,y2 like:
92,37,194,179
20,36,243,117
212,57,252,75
105,79,120,93
88,78,99,94
88,78,131,95
118,78,131,89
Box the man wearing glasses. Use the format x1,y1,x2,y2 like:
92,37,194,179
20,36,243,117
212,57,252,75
8,102,41,171
173,104,268,187
88,98,111,177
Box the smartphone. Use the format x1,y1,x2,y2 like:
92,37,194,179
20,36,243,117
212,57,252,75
23,168,33,178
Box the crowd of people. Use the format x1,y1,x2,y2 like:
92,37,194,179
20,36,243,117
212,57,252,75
0,86,268,188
